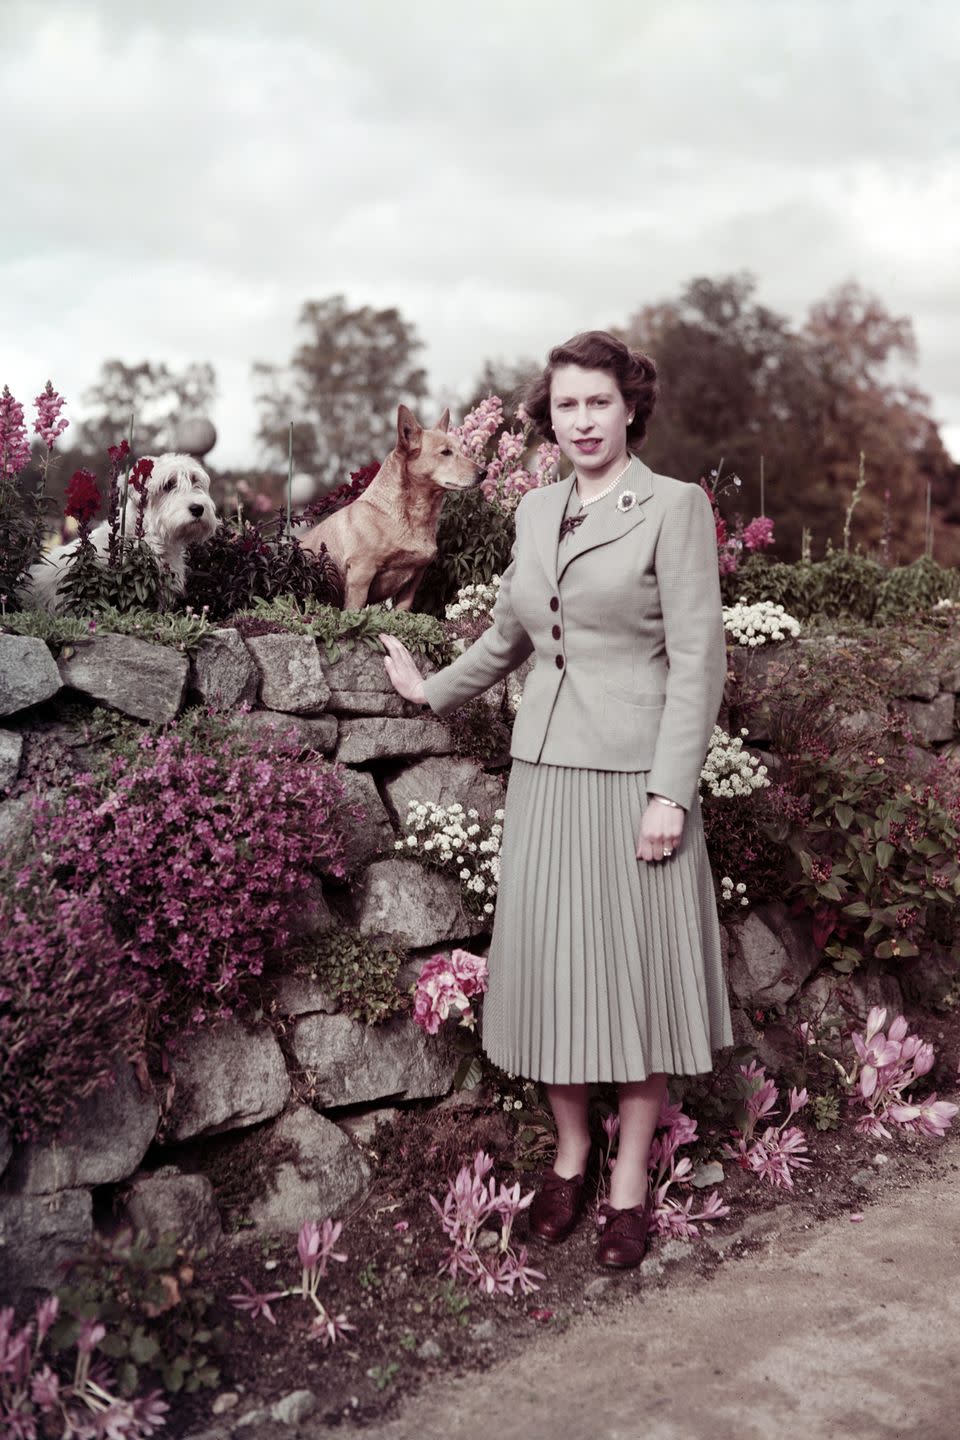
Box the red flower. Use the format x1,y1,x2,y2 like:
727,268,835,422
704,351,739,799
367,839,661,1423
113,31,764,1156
65,469,102,528
129,457,155,492
715,516,728,545
107,439,130,464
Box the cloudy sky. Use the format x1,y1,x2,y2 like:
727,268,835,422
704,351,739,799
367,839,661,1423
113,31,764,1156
3,0,959,469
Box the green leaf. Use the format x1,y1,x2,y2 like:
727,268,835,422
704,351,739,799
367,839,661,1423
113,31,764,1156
876,841,895,869
835,802,854,829
129,1331,160,1364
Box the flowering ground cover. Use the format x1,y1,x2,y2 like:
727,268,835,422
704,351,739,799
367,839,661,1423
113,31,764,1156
114,995,960,1438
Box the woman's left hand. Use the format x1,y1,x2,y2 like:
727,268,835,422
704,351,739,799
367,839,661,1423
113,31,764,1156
636,796,685,862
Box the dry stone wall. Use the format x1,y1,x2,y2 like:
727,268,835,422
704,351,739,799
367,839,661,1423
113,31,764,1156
1,625,959,1297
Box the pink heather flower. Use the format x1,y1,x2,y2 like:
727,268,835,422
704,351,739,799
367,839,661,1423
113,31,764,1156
33,380,69,448
742,515,775,552
0,385,30,476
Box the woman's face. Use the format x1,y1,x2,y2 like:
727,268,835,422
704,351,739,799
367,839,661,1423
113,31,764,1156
549,364,634,475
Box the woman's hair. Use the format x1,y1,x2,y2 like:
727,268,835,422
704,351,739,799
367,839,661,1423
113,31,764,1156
521,330,658,449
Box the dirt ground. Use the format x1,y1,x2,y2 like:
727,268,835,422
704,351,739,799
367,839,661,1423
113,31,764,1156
169,998,960,1440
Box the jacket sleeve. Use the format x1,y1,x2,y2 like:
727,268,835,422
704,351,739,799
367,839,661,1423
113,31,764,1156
645,483,728,811
421,498,534,718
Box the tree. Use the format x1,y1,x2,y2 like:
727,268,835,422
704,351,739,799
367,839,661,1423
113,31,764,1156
77,360,216,458
619,275,959,563
253,296,429,489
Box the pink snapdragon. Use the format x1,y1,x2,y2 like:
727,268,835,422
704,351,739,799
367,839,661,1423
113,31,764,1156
743,514,775,552
33,380,69,448
430,1148,545,1296
412,948,489,1035
848,1007,956,1140
0,385,30,475
451,396,503,462
720,1061,812,1189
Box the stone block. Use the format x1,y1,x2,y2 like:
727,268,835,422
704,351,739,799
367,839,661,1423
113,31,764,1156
273,971,338,1016
887,647,940,701
164,1021,291,1142
244,634,330,714
726,909,815,1011
125,1167,222,1251
0,635,62,716
380,755,505,828
335,716,454,766
246,1106,372,1234
0,728,23,789
290,1012,459,1105
189,628,259,708
335,767,396,873
232,710,338,755
285,878,337,942
58,633,188,723
895,694,955,745
9,1064,159,1194
320,646,429,717
351,858,487,946
0,794,33,856
0,1189,93,1298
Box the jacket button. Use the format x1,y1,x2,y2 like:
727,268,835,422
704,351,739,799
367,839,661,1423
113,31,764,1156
549,596,560,612
552,624,561,640
555,654,564,670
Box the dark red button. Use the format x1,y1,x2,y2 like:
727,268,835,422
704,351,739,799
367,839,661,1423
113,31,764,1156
555,654,564,670
549,596,560,612
552,624,561,640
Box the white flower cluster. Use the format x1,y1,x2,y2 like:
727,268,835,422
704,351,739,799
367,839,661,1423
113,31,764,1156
701,726,770,799
720,875,750,909
933,597,957,611
395,799,505,916
445,576,501,622
723,597,801,647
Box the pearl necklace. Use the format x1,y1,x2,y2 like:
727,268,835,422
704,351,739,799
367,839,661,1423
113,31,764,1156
576,457,632,508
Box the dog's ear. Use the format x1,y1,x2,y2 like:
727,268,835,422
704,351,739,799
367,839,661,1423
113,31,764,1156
397,405,423,455
435,409,450,433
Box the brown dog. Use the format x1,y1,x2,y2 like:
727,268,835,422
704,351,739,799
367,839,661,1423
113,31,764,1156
298,405,483,610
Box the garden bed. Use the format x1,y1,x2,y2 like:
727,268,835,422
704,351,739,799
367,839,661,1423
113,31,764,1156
161,996,960,1438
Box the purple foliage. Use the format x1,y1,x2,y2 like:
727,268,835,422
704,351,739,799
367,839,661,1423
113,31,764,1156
25,724,358,1039
0,858,140,1142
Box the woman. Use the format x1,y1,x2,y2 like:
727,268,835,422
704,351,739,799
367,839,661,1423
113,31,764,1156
379,331,733,1270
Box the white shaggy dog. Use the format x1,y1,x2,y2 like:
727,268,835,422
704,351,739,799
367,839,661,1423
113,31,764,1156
24,453,219,612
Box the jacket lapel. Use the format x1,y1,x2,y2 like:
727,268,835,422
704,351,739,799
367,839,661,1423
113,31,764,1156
548,455,654,586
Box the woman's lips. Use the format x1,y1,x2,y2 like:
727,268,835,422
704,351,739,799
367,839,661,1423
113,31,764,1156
575,439,600,451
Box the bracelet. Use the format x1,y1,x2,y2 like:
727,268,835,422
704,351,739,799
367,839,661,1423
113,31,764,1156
651,794,682,809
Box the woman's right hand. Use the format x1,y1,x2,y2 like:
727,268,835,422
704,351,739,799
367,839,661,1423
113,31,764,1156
379,633,428,706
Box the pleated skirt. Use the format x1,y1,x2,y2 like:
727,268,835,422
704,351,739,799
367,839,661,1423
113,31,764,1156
481,761,735,1085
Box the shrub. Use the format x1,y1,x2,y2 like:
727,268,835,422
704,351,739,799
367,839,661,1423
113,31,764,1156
413,488,517,620
289,927,409,1025
183,523,344,621
0,855,142,1142
54,1230,227,1396
28,723,360,1037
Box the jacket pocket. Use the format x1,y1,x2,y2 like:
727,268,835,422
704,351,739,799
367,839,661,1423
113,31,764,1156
603,682,666,707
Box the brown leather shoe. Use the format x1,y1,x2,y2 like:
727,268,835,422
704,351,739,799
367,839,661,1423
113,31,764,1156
595,1188,657,1269
528,1168,586,1244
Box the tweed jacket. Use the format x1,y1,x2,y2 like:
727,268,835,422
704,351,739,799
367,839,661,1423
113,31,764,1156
421,455,727,812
